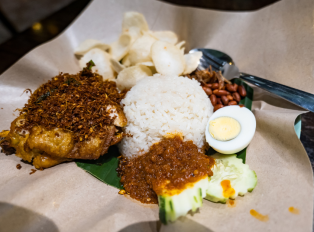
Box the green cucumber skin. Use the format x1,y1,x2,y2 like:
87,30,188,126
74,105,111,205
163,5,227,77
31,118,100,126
158,196,168,225
205,195,227,204
169,200,174,212
248,171,258,192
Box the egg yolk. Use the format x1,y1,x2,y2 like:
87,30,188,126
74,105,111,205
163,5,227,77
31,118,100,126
209,117,241,141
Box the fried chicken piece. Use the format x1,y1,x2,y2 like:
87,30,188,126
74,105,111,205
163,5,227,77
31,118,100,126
27,125,75,158
0,64,128,169
106,105,127,127
1,112,126,169
33,154,70,169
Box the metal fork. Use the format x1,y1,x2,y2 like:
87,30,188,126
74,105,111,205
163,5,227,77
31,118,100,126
190,48,314,113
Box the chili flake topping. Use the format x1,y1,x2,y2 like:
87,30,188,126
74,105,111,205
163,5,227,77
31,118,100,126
18,65,125,142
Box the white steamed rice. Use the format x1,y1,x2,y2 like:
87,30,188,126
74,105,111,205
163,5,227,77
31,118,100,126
119,74,213,158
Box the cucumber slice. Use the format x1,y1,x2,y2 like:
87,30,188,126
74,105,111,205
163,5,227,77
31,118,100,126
158,177,208,224
205,154,257,203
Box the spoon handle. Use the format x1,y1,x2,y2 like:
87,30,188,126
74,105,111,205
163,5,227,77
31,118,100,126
239,73,314,113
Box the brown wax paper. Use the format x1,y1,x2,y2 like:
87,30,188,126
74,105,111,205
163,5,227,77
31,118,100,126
0,0,313,231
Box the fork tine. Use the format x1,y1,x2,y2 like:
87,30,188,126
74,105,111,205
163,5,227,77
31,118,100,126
198,59,209,70
199,57,221,71
192,48,227,69
202,52,225,67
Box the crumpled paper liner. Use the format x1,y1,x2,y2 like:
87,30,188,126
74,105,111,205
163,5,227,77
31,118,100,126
0,0,313,231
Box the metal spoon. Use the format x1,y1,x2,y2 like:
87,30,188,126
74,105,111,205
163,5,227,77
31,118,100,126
190,48,314,113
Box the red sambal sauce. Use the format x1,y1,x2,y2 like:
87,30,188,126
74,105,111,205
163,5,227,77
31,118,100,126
117,136,215,204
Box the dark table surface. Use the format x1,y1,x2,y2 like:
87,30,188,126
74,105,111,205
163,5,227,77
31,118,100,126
0,0,314,170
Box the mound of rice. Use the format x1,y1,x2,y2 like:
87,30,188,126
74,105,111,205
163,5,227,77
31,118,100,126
119,74,213,158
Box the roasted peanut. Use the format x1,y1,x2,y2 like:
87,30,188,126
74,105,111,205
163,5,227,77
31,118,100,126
221,86,226,90
238,86,247,97
226,83,239,92
226,84,235,92
226,95,233,101
213,89,230,96
221,95,229,105
232,92,241,102
202,86,212,96
233,83,238,92
216,98,222,105
214,104,223,112
228,101,237,106
210,94,217,106
205,83,212,88
211,83,219,89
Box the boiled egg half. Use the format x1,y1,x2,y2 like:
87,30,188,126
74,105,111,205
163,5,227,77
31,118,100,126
205,105,256,154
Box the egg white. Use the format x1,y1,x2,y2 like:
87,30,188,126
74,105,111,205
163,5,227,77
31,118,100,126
205,105,256,154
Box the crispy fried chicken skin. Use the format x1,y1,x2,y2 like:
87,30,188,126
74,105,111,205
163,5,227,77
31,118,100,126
0,64,127,169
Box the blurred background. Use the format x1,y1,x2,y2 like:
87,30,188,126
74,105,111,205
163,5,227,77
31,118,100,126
0,0,279,73
0,0,76,44
0,0,279,45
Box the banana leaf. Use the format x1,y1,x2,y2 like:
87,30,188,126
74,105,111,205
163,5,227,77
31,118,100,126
233,78,253,163
76,78,254,189
76,146,123,189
